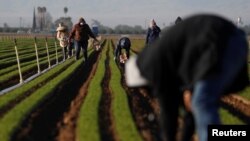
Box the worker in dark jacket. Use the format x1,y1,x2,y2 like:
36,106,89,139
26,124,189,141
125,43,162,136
69,17,98,61
125,14,249,141
146,19,161,46
114,36,131,64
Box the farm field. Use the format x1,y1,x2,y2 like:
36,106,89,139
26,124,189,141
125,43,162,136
0,35,249,141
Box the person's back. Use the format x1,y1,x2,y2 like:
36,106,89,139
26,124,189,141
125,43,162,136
119,37,131,49
70,17,98,61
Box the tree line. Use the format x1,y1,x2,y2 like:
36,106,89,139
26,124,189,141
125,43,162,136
0,18,147,35
1,6,250,35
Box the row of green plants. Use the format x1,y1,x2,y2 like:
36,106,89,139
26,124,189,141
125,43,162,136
76,39,142,141
0,38,56,54
0,38,60,68
0,54,59,84
109,39,143,141
0,36,248,141
0,57,85,141
0,37,67,91
0,40,98,141
0,53,57,76
76,39,106,141
0,36,100,141
0,39,97,110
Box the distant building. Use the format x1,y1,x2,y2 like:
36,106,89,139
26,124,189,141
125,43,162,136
32,7,37,31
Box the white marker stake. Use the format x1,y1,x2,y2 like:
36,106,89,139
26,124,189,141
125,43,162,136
45,37,51,68
34,37,41,74
54,37,58,64
14,39,23,84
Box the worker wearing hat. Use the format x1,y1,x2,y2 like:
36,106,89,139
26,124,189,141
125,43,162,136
56,22,70,60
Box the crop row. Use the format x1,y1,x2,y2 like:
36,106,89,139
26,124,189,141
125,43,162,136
76,39,142,141
0,41,97,141
0,35,249,141
0,38,143,141
0,58,84,140
0,37,96,92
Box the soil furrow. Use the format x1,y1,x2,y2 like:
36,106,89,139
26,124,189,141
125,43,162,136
56,51,101,141
99,44,118,141
221,94,250,124
113,50,162,141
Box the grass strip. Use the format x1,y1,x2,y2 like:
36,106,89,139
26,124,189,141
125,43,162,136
0,57,74,109
109,39,143,141
0,55,60,84
239,86,250,101
76,41,106,141
0,53,57,76
220,108,245,124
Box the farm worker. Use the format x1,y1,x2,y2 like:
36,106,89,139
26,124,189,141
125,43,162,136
56,22,70,60
125,14,249,141
145,19,161,46
69,17,99,61
114,36,131,64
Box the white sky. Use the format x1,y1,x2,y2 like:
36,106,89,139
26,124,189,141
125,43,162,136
0,0,250,28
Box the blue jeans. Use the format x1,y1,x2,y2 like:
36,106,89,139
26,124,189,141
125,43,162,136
191,29,248,141
74,40,88,61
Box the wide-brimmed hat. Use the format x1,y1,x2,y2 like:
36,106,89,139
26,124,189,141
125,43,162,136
56,23,66,31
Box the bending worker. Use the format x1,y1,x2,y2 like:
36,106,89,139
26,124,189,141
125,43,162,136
114,36,131,63
125,14,249,141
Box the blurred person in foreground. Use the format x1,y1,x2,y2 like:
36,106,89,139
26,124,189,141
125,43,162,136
114,36,131,65
125,14,249,141
174,16,196,141
146,19,161,46
69,17,99,61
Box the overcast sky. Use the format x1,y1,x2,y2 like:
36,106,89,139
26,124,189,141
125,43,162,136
0,0,250,28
